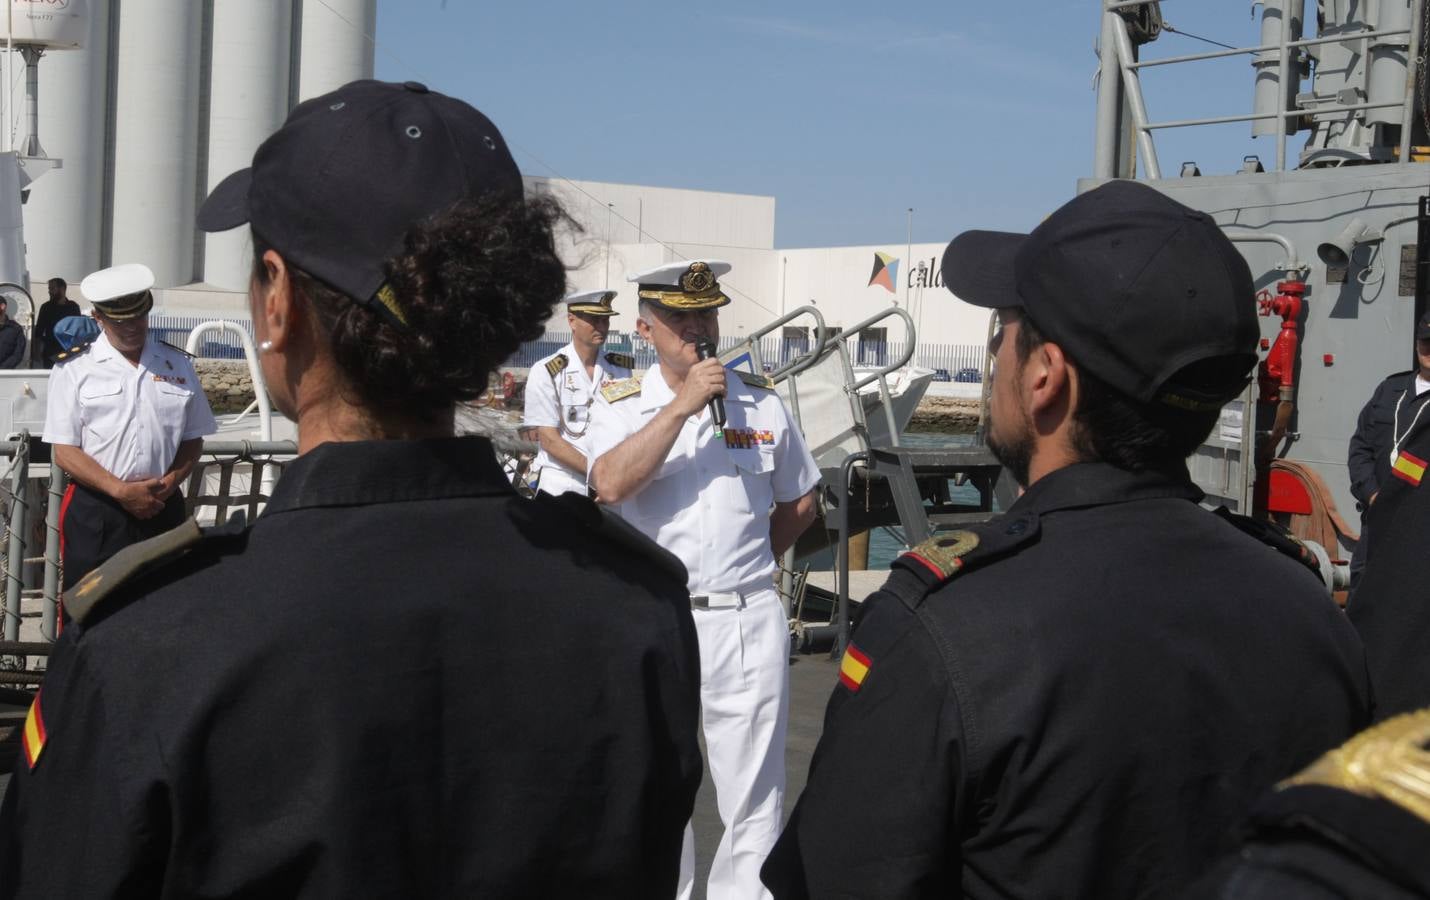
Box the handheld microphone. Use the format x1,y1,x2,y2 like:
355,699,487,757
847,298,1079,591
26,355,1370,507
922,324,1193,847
694,337,726,437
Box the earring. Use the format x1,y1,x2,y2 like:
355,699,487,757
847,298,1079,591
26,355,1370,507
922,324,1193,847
258,340,273,354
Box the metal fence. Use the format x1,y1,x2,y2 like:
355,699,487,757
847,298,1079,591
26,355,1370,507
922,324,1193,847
506,330,986,380
150,314,254,360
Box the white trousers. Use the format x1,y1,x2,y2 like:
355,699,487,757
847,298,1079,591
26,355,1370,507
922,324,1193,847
677,587,789,900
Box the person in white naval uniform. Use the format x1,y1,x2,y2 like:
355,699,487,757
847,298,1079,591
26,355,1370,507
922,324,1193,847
588,260,820,900
522,289,632,496
44,263,218,591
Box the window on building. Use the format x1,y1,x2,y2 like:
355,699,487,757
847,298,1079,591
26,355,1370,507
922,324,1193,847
781,326,809,363
857,327,888,366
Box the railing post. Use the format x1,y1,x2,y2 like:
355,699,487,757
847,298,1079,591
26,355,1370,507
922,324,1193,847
1109,12,1163,179
41,460,63,641
5,436,27,642
1276,0,1293,171
1095,7,1124,179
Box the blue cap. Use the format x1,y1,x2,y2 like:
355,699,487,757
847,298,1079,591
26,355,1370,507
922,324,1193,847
54,315,100,351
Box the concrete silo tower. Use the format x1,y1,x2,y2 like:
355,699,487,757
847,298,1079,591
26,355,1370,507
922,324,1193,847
296,0,375,103
201,1,294,291
108,0,204,288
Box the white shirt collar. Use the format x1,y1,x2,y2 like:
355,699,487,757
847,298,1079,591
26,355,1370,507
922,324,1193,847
1416,374,1430,397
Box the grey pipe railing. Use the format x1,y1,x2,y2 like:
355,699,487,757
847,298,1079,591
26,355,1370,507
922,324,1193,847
4,438,25,642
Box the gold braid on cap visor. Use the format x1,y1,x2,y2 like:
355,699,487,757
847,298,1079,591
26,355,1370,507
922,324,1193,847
93,290,153,320
636,284,731,309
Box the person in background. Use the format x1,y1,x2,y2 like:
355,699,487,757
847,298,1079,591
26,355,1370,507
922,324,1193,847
42,263,216,591
0,296,26,369
589,259,821,900
0,79,701,900
522,289,632,496
32,277,80,368
762,181,1370,900
1344,312,1430,592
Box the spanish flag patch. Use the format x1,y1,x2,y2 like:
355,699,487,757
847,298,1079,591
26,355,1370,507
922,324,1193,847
839,644,872,692
21,689,46,770
1393,450,1427,487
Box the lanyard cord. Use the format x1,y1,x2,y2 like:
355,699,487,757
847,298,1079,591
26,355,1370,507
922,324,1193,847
1391,385,1430,462
557,361,597,439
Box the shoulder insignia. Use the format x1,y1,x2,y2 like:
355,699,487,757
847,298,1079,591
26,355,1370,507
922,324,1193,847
890,514,1040,604
600,375,642,403
53,342,92,363
1212,506,1321,579
902,530,982,580
20,686,47,769
1282,709,1430,824
545,354,568,377
159,340,196,358
66,514,250,626
604,351,635,370
736,370,774,390
839,643,873,692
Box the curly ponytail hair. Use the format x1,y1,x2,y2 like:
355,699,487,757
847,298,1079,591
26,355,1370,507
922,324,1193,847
254,193,573,422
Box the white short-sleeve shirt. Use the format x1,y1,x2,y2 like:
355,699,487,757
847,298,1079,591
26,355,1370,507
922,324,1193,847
587,363,820,594
522,343,632,496
44,332,219,482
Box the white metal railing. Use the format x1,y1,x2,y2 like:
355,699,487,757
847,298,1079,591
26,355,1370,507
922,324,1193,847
1096,0,1423,176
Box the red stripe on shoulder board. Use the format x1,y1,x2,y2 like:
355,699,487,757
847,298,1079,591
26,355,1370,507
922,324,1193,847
905,553,945,579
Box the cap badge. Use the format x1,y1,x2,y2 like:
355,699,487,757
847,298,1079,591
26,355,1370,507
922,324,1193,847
682,262,716,294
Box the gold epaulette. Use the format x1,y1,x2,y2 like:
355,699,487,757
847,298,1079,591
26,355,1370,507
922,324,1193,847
604,351,635,370
1282,709,1430,824
53,342,92,363
901,531,982,580
600,375,642,403
545,354,568,377
737,370,774,390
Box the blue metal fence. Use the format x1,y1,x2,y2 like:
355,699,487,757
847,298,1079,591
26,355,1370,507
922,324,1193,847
149,315,253,361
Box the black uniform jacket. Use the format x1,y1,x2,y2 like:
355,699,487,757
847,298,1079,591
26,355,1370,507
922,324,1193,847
1348,405,1430,721
763,462,1370,900
0,437,702,899
1347,371,1420,508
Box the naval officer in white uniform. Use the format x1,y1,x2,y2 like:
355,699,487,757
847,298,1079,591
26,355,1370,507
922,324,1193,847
44,263,217,591
521,290,632,496
588,260,820,900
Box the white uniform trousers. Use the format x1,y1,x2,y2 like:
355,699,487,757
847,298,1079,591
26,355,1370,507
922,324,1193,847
677,586,789,900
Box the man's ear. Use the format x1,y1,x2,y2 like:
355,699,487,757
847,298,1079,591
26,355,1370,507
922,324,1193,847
1025,339,1073,419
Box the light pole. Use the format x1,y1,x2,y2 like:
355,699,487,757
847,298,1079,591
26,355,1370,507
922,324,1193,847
604,202,614,289
904,207,913,310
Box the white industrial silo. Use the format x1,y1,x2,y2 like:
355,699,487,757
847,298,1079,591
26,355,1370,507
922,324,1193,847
296,0,375,103
202,1,293,291
109,0,202,288
10,0,107,285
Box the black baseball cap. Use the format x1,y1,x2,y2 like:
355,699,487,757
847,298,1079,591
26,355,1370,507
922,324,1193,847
941,180,1258,411
198,79,522,320
1417,311,1430,340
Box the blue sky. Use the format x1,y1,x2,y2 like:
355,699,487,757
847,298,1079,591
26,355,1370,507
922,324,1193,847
373,2,1274,248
